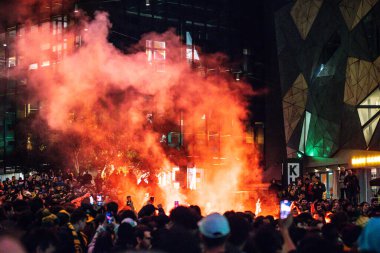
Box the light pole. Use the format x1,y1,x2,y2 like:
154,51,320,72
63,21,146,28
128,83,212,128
2,41,8,173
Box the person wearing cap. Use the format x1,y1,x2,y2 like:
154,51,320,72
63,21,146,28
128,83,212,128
198,213,230,253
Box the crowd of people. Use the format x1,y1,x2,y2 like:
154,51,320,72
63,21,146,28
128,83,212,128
0,169,379,253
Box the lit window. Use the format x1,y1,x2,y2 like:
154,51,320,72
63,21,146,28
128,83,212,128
41,61,50,67
187,167,203,190
357,88,380,145
146,40,166,61
29,63,38,70
186,32,200,61
146,40,166,71
8,57,16,67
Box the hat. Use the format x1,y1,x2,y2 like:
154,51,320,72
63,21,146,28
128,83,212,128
198,213,230,238
359,217,380,252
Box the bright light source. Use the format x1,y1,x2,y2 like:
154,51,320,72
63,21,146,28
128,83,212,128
235,73,240,81
41,61,50,67
84,28,88,32
172,167,179,181
3,43,6,47
29,63,38,70
146,0,150,6
74,4,79,13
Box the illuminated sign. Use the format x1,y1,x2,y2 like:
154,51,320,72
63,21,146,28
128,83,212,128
351,155,380,167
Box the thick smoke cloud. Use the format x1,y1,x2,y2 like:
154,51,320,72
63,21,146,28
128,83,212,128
14,11,271,213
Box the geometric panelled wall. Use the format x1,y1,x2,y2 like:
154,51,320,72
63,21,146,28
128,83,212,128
276,0,380,158
282,74,308,144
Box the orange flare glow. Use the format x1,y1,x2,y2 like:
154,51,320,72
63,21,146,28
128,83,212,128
12,11,277,215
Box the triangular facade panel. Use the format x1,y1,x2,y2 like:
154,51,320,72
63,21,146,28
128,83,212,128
291,0,324,39
340,0,379,30
363,115,380,145
344,57,380,105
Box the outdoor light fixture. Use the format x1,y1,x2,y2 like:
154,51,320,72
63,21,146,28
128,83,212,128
3,43,6,47
235,73,240,81
146,0,150,6
74,4,79,13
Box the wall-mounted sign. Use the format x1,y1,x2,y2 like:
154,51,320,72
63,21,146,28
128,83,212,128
283,158,303,186
351,155,380,167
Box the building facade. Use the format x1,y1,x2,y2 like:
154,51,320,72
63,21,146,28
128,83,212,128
275,0,380,200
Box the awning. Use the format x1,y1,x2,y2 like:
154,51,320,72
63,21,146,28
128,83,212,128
305,149,380,169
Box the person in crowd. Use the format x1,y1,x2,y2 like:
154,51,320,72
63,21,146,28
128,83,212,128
112,222,136,252
345,170,360,206
135,224,153,250
339,167,347,200
304,177,313,201
169,205,200,231
359,202,370,217
311,176,326,201
331,199,342,213
2,168,380,253
299,198,310,212
269,178,282,198
225,212,250,252
126,195,135,212
58,209,89,253
358,217,380,253
369,197,380,217
91,230,114,253
0,235,26,253
23,228,59,253
198,213,230,253
341,223,362,252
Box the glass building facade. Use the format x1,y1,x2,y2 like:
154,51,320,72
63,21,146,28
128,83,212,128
275,0,380,200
